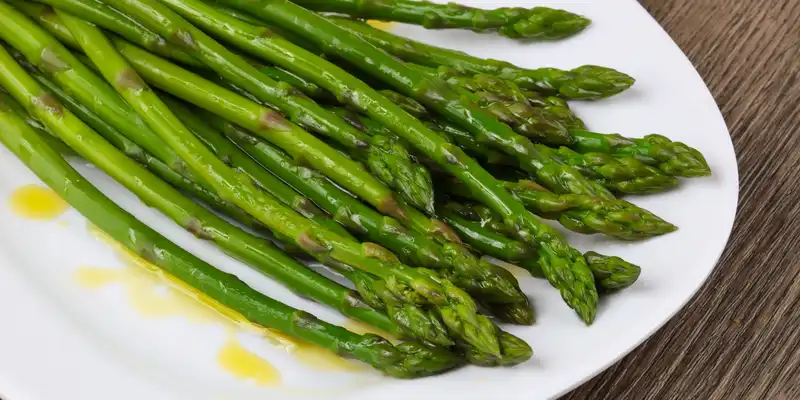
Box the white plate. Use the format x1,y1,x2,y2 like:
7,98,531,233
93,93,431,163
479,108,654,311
0,0,738,399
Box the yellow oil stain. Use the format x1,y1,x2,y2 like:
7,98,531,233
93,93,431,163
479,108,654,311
366,20,395,31
262,329,365,372
218,335,281,386
9,184,69,220
82,223,257,326
81,223,365,380
81,224,288,384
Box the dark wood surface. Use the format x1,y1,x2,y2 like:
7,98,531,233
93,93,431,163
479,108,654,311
565,0,800,398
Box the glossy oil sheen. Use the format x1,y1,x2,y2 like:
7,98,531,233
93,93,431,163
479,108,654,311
9,184,69,220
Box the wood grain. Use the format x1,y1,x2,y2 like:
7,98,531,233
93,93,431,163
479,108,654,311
565,0,800,398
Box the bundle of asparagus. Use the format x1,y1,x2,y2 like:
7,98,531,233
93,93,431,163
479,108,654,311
0,0,710,377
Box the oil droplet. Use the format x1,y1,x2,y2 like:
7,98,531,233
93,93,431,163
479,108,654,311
218,336,281,386
9,184,69,220
366,20,395,31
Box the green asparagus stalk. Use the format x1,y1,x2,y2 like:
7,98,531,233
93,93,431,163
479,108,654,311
7,0,81,50
502,180,676,239
291,0,590,40
111,40,460,247
0,3,205,184
440,209,641,292
24,69,451,346
204,87,535,326
158,93,359,240
191,98,534,327
150,0,435,213
55,11,501,356
198,106,527,306
425,112,679,195
13,62,267,232
462,86,710,178
214,0,600,323
86,0,435,215
19,0,329,121
235,0,612,199
0,84,462,376
0,89,75,156
567,130,711,178
9,43,348,234
213,111,531,311
521,92,710,177
32,0,204,68
151,0,606,218
325,16,635,100
444,177,676,240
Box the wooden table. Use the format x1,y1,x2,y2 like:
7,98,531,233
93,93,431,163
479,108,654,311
565,0,800,398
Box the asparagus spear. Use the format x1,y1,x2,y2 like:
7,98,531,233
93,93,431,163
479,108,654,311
209,116,535,361
457,84,710,178
566,130,711,178
80,0,434,215
30,0,204,68
440,209,641,293
522,91,711,177
325,16,635,100
0,42,402,342
0,3,207,185
158,93,360,240
214,0,600,323
8,43,350,237
445,178,676,240
326,106,637,289
13,62,268,232
6,0,81,50
291,0,591,40
17,0,451,243
500,180,676,239
423,112,680,195
27,67,454,346
20,0,329,120
148,0,435,213
210,109,528,306
177,94,532,326
55,11,501,356
110,41,460,249
327,106,665,239
0,86,461,376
